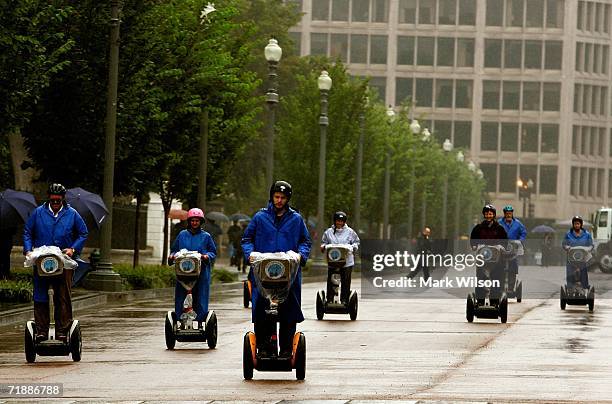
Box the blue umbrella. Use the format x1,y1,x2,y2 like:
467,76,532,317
66,188,109,230
0,189,37,229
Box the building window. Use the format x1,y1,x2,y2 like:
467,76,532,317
435,120,453,140
506,0,524,27
526,0,544,27
396,77,413,105
417,36,435,65
481,121,499,151
398,0,416,23
522,82,541,111
483,80,501,109
352,0,370,21
312,0,330,20
502,81,520,110
330,34,348,62
485,39,502,68
524,40,542,69
480,163,497,192
419,0,436,24
486,0,504,25
288,32,301,56
439,0,457,24
436,79,454,108
454,121,471,149
544,41,562,70
501,123,519,151
521,123,539,152
455,80,473,108
437,37,455,66
370,76,386,100
519,164,538,191
397,36,415,65
311,33,328,55
572,126,579,155
332,0,349,21
500,164,518,192
577,1,584,30
372,0,389,22
415,78,433,106
504,40,522,68
540,165,557,194
541,124,558,153
546,0,564,28
350,34,368,63
571,166,579,196
457,38,475,67
459,0,476,25
542,82,561,111
370,35,388,64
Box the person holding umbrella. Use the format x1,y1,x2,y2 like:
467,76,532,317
23,183,88,342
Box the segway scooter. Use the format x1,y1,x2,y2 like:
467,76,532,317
243,252,306,380
466,244,509,323
560,246,595,312
316,244,358,320
504,240,523,302
165,250,217,350
24,248,82,363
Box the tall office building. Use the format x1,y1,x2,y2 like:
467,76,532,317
290,0,612,220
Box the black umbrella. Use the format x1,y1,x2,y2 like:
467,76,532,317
229,213,250,222
206,211,229,222
66,188,109,230
531,224,555,233
0,189,37,229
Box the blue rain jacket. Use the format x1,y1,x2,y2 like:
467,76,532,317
23,203,88,302
498,218,527,241
562,229,593,249
241,203,312,323
171,228,216,322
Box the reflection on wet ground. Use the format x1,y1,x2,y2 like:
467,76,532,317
564,337,591,353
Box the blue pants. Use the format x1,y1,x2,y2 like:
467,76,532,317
566,265,589,289
175,269,210,323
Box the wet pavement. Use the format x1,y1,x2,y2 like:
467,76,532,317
0,266,611,402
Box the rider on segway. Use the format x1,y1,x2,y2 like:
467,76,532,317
470,204,508,305
23,183,88,343
497,205,526,298
320,211,360,304
169,208,217,328
241,180,311,358
562,216,593,290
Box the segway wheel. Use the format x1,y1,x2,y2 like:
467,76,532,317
294,332,306,380
516,281,522,303
243,281,250,308
243,333,254,380
165,313,176,350
499,297,508,324
466,295,474,323
24,322,36,363
206,312,218,349
588,286,595,312
316,291,324,321
349,292,358,321
560,286,566,310
70,322,82,362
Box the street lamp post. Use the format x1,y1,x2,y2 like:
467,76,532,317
420,128,431,230
264,39,282,188
382,107,396,240
517,178,534,218
408,119,421,238
316,71,332,256
88,0,123,291
454,150,464,239
441,139,453,239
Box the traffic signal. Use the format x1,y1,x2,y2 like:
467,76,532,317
528,203,535,218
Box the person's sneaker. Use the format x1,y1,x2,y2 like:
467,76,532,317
56,334,67,343
35,333,48,343
279,349,292,358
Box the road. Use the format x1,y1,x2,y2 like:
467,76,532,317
1,266,611,402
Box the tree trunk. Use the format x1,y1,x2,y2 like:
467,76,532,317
132,192,142,268
161,201,170,266
7,129,37,192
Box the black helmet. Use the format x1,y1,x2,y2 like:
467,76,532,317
482,204,496,215
269,180,292,201
47,183,66,196
333,211,347,223
572,215,583,226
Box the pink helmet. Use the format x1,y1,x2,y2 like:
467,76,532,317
187,208,204,221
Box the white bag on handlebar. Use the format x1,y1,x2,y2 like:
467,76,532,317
24,245,78,269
